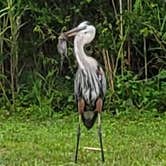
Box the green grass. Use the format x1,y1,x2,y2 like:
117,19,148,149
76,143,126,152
0,111,166,166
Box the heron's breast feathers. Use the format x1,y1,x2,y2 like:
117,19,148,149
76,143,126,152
75,66,106,105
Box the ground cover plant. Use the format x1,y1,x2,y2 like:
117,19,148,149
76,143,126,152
0,0,165,113
0,111,166,165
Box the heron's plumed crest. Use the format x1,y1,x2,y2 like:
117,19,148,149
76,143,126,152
77,21,90,28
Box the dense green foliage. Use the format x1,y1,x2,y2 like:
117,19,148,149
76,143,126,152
0,0,166,115
0,112,166,165
0,1,166,165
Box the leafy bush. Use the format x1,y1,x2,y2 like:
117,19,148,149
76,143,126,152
0,0,165,117
105,70,166,113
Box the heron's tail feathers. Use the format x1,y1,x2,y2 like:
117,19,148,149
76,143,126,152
82,111,97,130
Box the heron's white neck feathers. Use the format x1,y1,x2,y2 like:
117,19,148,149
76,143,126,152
74,37,97,70
74,39,86,70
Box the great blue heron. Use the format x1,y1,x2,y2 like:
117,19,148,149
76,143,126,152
58,21,106,163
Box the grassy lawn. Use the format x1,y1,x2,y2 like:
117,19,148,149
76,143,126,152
0,111,166,166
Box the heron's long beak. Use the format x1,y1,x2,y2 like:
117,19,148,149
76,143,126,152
64,26,84,38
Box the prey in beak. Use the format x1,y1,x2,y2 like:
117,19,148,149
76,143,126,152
57,27,80,74
57,26,82,54
57,21,89,73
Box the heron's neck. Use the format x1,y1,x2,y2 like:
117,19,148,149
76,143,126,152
74,39,88,70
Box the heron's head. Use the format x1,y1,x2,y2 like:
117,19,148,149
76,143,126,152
64,21,96,45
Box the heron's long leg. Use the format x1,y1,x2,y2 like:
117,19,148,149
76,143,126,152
98,113,105,162
95,98,105,162
75,99,85,163
75,114,81,163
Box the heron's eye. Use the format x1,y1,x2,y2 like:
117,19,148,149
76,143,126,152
84,32,87,34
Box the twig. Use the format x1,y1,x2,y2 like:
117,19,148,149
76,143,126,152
84,147,106,152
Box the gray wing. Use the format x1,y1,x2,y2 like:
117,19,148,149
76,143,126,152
74,66,106,101
97,66,107,97
74,68,83,100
